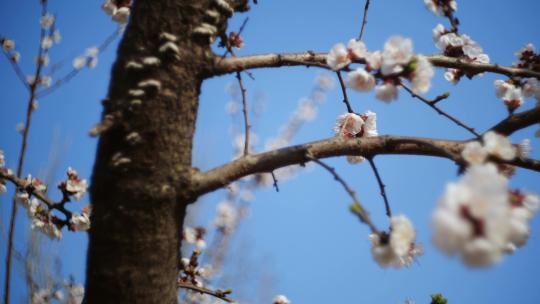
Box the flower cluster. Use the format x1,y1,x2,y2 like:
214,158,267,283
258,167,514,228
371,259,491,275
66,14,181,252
58,167,88,201
333,111,377,164
183,226,207,249
513,43,540,71
73,47,99,70
179,250,210,289
424,0,457,16
101,0,132,24
493,78,540,113
328,36,434,102
432,24,490,83
433,163,539,267
368,215,423,268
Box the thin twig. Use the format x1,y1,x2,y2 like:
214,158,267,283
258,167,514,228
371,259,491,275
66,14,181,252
270,171,279,192
236,71,251,156
178,282,237,303
1,50,30,90
4,2,49,302
358,0,371,41
336,71,354,113
306,153,379,234
400,83,480,138
367,157,391,218
36,28,120,98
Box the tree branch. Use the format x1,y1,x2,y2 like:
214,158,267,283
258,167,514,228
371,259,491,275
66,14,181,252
489,106,540,136
191,133,540,197
210,52,540,79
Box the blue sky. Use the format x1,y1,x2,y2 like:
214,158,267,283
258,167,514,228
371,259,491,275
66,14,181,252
1,0,540,303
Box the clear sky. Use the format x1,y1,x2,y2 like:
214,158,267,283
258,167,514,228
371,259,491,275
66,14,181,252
1,0,540,303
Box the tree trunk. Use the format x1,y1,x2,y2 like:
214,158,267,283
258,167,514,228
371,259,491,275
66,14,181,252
85,1,213,302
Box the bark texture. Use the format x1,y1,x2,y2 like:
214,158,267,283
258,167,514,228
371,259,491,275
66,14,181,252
85,1,214,302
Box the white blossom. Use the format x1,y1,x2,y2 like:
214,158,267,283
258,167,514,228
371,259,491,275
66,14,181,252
32,218,62,240
362,110,378,137
366,51,382,70
517,139,532,158
40,14,55,29
112,7,130,24
64,167,88,201
462,141,487,165
2,38,15,51
0,150,5,167
514,43,535,62
369,215,422,268
41,36,53,49
410,55,434,93
375,83,398,102
482,131,516,161
381,36,413,75
70,212,91,231
102,0,117,16
347,39,368,59
347,68,375,92
523,77,540,100
432,24,446,42
432,163,511,266
327,43,350,71
214,201,238,233
273,295,291,304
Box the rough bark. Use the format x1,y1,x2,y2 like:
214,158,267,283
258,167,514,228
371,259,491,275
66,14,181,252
85,1,214,302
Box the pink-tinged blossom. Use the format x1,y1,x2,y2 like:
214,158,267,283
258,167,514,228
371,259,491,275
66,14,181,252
347,68,375,92
327,43,350,71
32,217,62,240
60,167,88,201
183,226,206,249
375,82,398,103
369,215,422,268
333,113,364,139
381,36,413,75
273,295,291,304
347,39,368,59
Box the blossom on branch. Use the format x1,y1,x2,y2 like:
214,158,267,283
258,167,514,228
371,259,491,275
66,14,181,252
369,215,423,268
424,0,457,16
433,163,539,267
